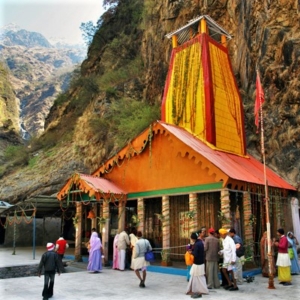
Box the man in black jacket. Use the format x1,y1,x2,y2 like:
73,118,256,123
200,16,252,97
38,243,61,300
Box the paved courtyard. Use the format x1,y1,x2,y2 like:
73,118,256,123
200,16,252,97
0,247,300,300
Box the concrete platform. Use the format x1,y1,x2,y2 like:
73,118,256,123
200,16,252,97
1,246,300,300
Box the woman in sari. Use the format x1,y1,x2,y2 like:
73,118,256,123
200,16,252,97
260,231,276,277
274,228,291,285
87,232,102,273
112,233,119,270
287,231,300,275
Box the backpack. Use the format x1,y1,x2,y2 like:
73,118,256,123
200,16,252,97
236,244,245,258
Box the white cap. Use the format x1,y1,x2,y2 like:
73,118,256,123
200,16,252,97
46,243,55,251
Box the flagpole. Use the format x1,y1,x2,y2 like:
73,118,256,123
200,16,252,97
257,70,275,289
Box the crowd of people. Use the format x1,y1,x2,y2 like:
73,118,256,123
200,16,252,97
184,227,300,298
36,226,299,300
185,226,243,298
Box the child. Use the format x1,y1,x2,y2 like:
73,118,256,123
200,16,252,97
185,232,197,281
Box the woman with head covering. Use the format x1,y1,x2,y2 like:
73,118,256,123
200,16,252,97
87,232,102,273
112,233,119,270
287,231,300,275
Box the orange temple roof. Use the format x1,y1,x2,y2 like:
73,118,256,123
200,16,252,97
57,173,127,201
159,122,295,190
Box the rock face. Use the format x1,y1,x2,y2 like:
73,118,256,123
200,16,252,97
0,0,300,203
0,25,86,137
1,28,52,48
0,62,23,168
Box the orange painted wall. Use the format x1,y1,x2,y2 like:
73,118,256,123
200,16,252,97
101,125,228,193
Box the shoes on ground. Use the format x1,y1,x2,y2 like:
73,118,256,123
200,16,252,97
191,294,202,298
228,286,239,291
224,284,233,290
283,282,292,286
139,280,145,288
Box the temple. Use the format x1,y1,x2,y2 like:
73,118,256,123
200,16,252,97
57,15,297,265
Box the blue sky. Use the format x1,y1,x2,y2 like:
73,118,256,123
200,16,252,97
0,0,105,44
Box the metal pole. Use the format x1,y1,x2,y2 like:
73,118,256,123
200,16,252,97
12,219,16,255
259,74,275,289
33,211,36,260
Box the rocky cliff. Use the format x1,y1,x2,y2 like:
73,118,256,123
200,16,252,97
0,25,86,137
0,62,23,173
0,0,299,203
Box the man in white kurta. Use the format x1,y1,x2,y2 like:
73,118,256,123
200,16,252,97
117,230,130,271
218,228,238,291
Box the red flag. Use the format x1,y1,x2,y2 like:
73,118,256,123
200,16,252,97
255,71,265,129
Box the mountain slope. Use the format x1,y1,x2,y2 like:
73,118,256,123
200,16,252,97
0,26,86,137
0,62,23,176
0,0,299,203
1,29,52,48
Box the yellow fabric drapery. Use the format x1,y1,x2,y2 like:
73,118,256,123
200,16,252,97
164,34,245,156
209,43,245,155
165,38,206,139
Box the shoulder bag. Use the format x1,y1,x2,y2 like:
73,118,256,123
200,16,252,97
144,239,155,262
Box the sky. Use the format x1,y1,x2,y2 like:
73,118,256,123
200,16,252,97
0,0,105,45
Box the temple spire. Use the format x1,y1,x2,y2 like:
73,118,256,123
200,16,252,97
162,15,246,156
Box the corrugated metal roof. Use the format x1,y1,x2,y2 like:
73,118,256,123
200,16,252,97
159,121,296,190
1,195,75,218
165,15,232,45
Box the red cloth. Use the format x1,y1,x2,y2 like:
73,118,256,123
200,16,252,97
56,239,68,255
278,235,288,253
254,71,265,129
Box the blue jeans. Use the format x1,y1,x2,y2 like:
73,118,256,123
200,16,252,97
187,265,192,281
42,271,55,299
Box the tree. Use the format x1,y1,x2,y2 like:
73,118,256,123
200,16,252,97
80,21,98,46
103,0,119,9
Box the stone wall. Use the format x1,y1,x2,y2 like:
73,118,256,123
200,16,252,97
3,218,61,247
